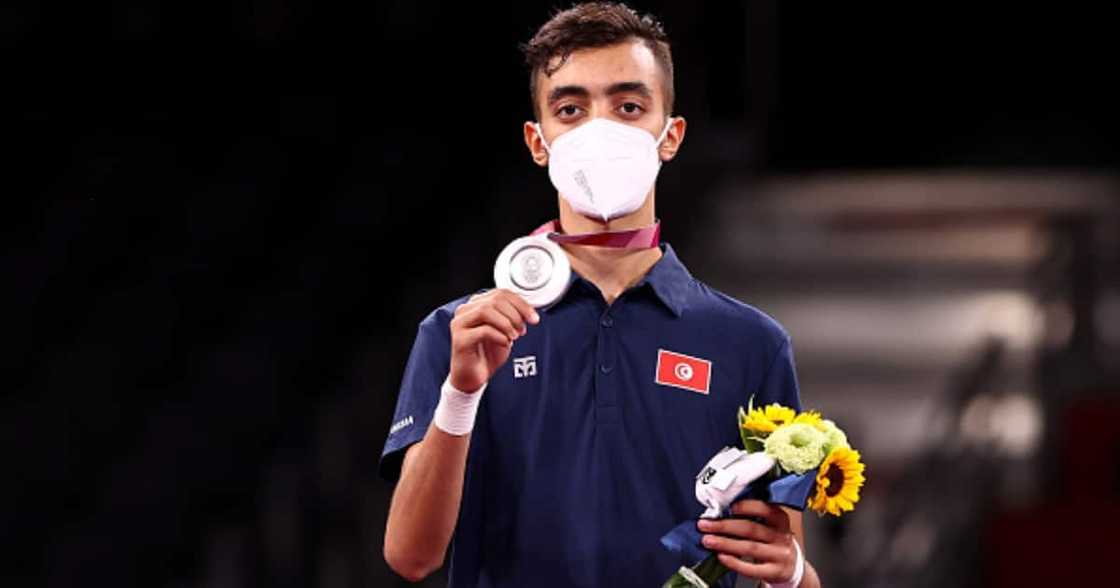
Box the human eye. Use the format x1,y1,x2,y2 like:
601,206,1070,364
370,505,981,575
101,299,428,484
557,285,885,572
554,104,584,121
616,101,646,118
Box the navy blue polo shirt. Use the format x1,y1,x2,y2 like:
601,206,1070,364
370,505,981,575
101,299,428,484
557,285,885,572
380,243,801,588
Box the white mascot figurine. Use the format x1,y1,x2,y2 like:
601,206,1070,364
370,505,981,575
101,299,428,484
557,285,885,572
694,447,777,519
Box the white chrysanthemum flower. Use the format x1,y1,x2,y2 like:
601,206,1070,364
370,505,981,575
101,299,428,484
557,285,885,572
818,419,850,454
764,423,828,474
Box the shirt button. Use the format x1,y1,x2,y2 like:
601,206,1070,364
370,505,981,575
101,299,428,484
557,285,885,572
600,316,614,328
599,364,613,374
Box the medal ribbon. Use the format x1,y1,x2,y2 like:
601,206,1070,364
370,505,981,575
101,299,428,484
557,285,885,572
530,219,661,249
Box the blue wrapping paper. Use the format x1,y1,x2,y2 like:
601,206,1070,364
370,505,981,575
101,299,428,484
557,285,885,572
661,520,710,564
745,469,818,508
660,468,819,563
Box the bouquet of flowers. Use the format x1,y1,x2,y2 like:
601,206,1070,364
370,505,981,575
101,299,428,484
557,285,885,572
661,400,866,588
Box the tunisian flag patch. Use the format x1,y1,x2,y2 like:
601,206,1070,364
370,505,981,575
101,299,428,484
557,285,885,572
655,349,712,395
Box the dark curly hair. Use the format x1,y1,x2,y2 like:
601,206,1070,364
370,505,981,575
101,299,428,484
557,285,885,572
521,2,674,118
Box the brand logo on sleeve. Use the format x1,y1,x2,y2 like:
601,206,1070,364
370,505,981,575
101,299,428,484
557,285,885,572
390,415,414,435
513,355,537,378
655,349,712,394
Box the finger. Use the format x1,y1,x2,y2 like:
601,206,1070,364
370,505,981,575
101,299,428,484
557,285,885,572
457,324,513,350
701,534,784,562
452,306,517,342
492,297,527,335
477,306,520,340
730,500,789,531
715,553,784,583
456,305,520,340
494,288,540,325
697,517,780,544
466,289,497,303
460,289,498,310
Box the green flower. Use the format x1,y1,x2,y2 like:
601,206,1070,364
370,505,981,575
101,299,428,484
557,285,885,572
818,419,850,454
764,423,828,474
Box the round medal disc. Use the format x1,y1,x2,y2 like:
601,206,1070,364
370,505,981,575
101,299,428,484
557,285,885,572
493,235,571,308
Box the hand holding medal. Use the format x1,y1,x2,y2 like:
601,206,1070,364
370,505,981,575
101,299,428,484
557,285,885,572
436,219,663,436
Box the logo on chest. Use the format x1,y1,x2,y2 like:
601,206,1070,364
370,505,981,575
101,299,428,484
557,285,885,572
655,349,712,394
513,355,537,378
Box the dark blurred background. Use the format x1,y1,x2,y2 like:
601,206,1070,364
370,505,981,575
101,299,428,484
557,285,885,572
6,2,1118,587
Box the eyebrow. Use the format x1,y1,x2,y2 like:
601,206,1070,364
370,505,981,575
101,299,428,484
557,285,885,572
546,81,654,106
547,85,590,106
606,81,653,99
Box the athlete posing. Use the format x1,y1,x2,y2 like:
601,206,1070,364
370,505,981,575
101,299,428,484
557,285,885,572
382,4,822,587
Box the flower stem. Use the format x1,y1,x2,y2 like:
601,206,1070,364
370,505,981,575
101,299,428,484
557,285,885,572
694,554,731,584
661,554,731,588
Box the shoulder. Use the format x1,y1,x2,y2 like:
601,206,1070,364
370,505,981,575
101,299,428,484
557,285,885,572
684,278,791,355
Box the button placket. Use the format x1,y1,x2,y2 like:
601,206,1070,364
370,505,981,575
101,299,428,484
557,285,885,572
595,307,617,414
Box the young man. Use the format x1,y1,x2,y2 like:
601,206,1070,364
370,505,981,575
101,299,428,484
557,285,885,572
381,3,822,587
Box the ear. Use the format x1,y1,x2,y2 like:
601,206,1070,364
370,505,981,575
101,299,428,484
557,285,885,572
658,116,687,162
523,121,549,167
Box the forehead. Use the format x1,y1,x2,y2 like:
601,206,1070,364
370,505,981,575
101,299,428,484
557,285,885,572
536,39,664,101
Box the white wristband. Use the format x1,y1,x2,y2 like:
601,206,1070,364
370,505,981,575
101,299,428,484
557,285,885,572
432,377,486,436
764,538,804,588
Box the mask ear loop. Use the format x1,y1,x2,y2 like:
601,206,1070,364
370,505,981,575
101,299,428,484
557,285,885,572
655,116,674,147
533,122,552,154
654,117,674,167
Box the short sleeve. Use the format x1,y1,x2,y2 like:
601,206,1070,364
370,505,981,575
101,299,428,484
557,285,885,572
757,336,802,413
378,308,454,482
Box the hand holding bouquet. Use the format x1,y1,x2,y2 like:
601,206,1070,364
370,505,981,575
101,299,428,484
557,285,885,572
661,400,866,587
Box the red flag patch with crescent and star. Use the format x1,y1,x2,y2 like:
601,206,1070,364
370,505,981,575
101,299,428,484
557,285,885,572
655,349,712,394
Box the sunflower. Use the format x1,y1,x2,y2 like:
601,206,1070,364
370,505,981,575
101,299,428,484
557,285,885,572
808,447,866,516
792,410,823,428
739,403,797,435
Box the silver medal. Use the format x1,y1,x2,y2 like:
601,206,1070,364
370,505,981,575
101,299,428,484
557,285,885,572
493,235,571,308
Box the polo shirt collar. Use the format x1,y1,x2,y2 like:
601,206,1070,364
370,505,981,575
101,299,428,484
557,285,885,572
554,243,693,318
636,243,692,317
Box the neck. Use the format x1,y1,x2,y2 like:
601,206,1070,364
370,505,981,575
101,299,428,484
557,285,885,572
555,192,662,305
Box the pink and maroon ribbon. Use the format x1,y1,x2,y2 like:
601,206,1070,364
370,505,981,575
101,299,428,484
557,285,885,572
530,219,661,249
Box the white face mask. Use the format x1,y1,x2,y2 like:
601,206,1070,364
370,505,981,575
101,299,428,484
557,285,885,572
535,117,672,222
